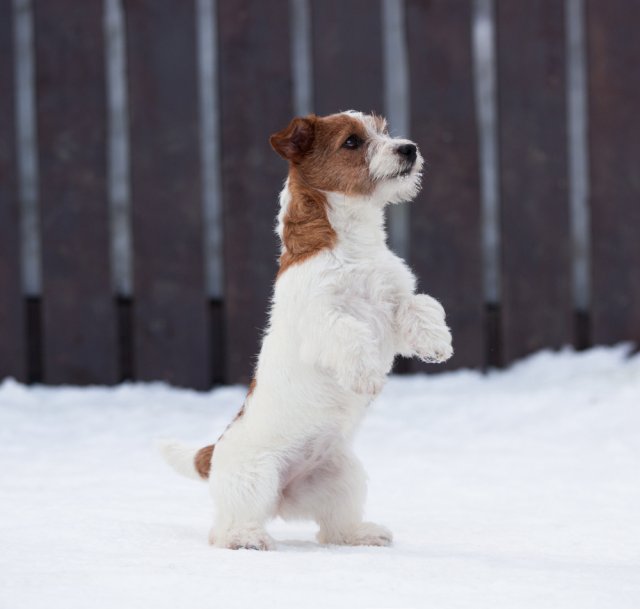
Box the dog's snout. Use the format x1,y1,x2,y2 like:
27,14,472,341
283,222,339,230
396,143,417,163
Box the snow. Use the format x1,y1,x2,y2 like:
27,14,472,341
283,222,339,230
1,345,639,609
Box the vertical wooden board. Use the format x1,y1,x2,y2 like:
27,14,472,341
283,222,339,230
496,1,572,363
125,0,209,389
586,0,640,346
406,0,484,370
311,0,384,115
0,0,26,381
217,0,292,383
34,1,117,384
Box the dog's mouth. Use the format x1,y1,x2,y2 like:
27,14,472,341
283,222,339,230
395,167,413,178
389,162,419,179
375,165,417,181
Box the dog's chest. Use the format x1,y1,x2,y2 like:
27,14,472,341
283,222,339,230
336,253,408,330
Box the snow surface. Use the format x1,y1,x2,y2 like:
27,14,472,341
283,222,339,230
1,346,639,609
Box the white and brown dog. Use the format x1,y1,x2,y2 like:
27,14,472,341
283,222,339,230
161,111,453,550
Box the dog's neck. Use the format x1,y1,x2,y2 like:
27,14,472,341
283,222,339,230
325,192,387,252
276,175,389,259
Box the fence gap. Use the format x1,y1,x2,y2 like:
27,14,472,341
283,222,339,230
566,0,591,350
104,0,132,299
382,0,410,262
566,0,590,314
472,0,500,307
196,0,224,301
13,0,40,298
290,0,313,116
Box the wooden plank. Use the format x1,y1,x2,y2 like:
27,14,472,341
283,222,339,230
217,0,292,383
0,0,26,381
496,0,572,363
311,0,384,116
34,1,118,384
406,0,484,370
124,0,209,389
586,0,640,346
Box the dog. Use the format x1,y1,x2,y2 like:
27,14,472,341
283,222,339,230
160,110,453,550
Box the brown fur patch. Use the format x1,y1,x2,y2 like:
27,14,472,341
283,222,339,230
278,168,337,277
194,444,214,479
271,113,377,197
247,377,257,397
278,167,336,277
299,114,376,196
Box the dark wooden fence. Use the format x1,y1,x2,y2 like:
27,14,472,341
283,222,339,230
0,0,638,389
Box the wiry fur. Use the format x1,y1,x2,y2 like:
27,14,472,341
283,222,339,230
161,111,453,551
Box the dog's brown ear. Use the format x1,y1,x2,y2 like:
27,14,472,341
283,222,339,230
270,116,316,162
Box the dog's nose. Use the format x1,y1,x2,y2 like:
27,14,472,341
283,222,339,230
396,143,417,163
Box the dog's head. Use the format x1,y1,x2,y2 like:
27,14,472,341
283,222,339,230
270,111,423,204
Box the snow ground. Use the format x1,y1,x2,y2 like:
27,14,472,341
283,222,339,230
0,346,639,609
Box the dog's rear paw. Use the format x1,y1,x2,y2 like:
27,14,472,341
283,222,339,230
212,526,274,551
318,522,393,547
347,522,393,546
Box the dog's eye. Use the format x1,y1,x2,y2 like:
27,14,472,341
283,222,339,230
342,135,362,150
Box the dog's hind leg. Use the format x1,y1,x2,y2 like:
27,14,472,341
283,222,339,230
208,453,281,551
279,448,392,547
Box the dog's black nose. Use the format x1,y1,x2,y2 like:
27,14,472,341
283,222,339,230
396,143,417,163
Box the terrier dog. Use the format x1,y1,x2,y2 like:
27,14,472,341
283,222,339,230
161,111,453,550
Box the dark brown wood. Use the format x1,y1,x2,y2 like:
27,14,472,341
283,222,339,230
496,0,572,363
217,0,292,383
311,0,384,116
0,0,26,381
124,0,209,389
586,0,640,346
34,1,118,384
406,0,484,370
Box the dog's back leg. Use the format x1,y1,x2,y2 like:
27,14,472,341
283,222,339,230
279,448,393,547
209,450,281,550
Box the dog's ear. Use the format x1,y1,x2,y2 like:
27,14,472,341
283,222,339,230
270,116,316,162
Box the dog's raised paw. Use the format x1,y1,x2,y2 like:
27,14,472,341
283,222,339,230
416,324,453,364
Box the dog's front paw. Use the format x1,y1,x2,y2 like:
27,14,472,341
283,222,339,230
416,323,453,364
399,295,453,364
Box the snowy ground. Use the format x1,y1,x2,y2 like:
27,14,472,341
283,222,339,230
1,346,639,609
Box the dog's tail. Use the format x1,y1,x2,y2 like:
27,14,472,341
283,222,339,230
157,440,214,481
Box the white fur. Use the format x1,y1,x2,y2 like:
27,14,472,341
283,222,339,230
162,112,452,550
